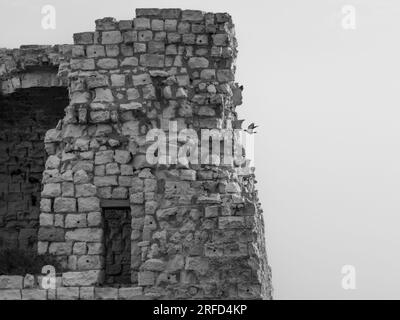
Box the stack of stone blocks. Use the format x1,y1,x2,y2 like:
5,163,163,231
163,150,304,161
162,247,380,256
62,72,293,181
0,8,272,300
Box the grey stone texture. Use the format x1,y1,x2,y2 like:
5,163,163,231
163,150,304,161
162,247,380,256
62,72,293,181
0,8,272,300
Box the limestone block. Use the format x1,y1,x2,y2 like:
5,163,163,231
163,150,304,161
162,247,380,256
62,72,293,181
133,17,151,30
73,32,94,44
70,58,95,70
86,45,106,58
0,276,23,289
122,120,139,137
95,287,118,300
218,216,245,229
65,228,103,242
77,255,103,270
62,270,102,287
95,150,114,164
38,227,65,242
217,69,234,82
212,33,229,46
93,176,118,187
74,170,90,184
114,150,131,164
87,242,103,255
49,242,73,255
120,102,142,111
21,289,47,300
138,30,153,41
127,88,140,100
123,30,137,43
106,163,120,175
73,242,87,255
78,197,100,212
166,254,185,273
182,10,204,21
65,214,87,228
57,287,79,300
97,58,118,69
185,257,209,275
110,74,125,86
142,259,166,271
120,57,138,67
80,287,95,300
87,212,102,227
23,274,35,289
0,289,21,300
54,197,76,213
101,31,122,44
188,57,209,69
151,19,164,31
41,183,61,198
138,271,155,286
86,74,109,88
118,287,143,300
132,73,152,86
45,155,60,169
139,54,165,68
39,213,54,226
75,184,96,197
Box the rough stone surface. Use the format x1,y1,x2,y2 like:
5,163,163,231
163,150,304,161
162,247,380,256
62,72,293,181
0,8,272,300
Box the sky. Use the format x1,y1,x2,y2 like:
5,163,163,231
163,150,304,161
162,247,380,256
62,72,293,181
1,0,400,299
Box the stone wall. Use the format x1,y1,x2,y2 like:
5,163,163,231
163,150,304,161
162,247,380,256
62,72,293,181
0,274,145,300
0,8,272,300
0,87,69,250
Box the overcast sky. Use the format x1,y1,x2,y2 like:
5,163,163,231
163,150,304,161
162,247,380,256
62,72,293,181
1,0,400,299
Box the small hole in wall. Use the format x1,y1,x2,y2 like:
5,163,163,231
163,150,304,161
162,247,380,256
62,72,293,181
167,276,170,280
86,260,89,263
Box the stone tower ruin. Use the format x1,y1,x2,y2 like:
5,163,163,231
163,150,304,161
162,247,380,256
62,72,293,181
0,8,272,299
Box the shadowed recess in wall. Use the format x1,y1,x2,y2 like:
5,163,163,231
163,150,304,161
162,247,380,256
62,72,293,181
0,87,69,251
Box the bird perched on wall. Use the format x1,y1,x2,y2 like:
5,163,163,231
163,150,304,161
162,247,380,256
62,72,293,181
244,123,258,134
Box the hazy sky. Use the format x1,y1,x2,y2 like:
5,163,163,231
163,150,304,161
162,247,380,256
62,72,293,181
1,0,400,299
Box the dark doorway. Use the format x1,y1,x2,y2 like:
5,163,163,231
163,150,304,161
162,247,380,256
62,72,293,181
0,87,68,251
103,208,132,285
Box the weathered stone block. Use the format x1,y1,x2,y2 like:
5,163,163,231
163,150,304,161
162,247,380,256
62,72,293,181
218,216,245,229
188,57,209,69
73,32,94,44
0,289,21,300
94,176,118,187
21,289,47,300
76,184,97,197
62,270,102,287
138,271,155,286
139,54,164,67
80,286,95,300
38,227,65,241
65,228,103,242
65,214,87,228
0,276,23,289
118,287,143,300
53,197,76,213
182,10,204,21
57,287,79,300
95,287,118,300
101,31,122,44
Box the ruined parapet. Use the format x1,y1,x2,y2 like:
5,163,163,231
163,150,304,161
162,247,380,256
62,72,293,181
0,45,72,95
0,8,272,299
